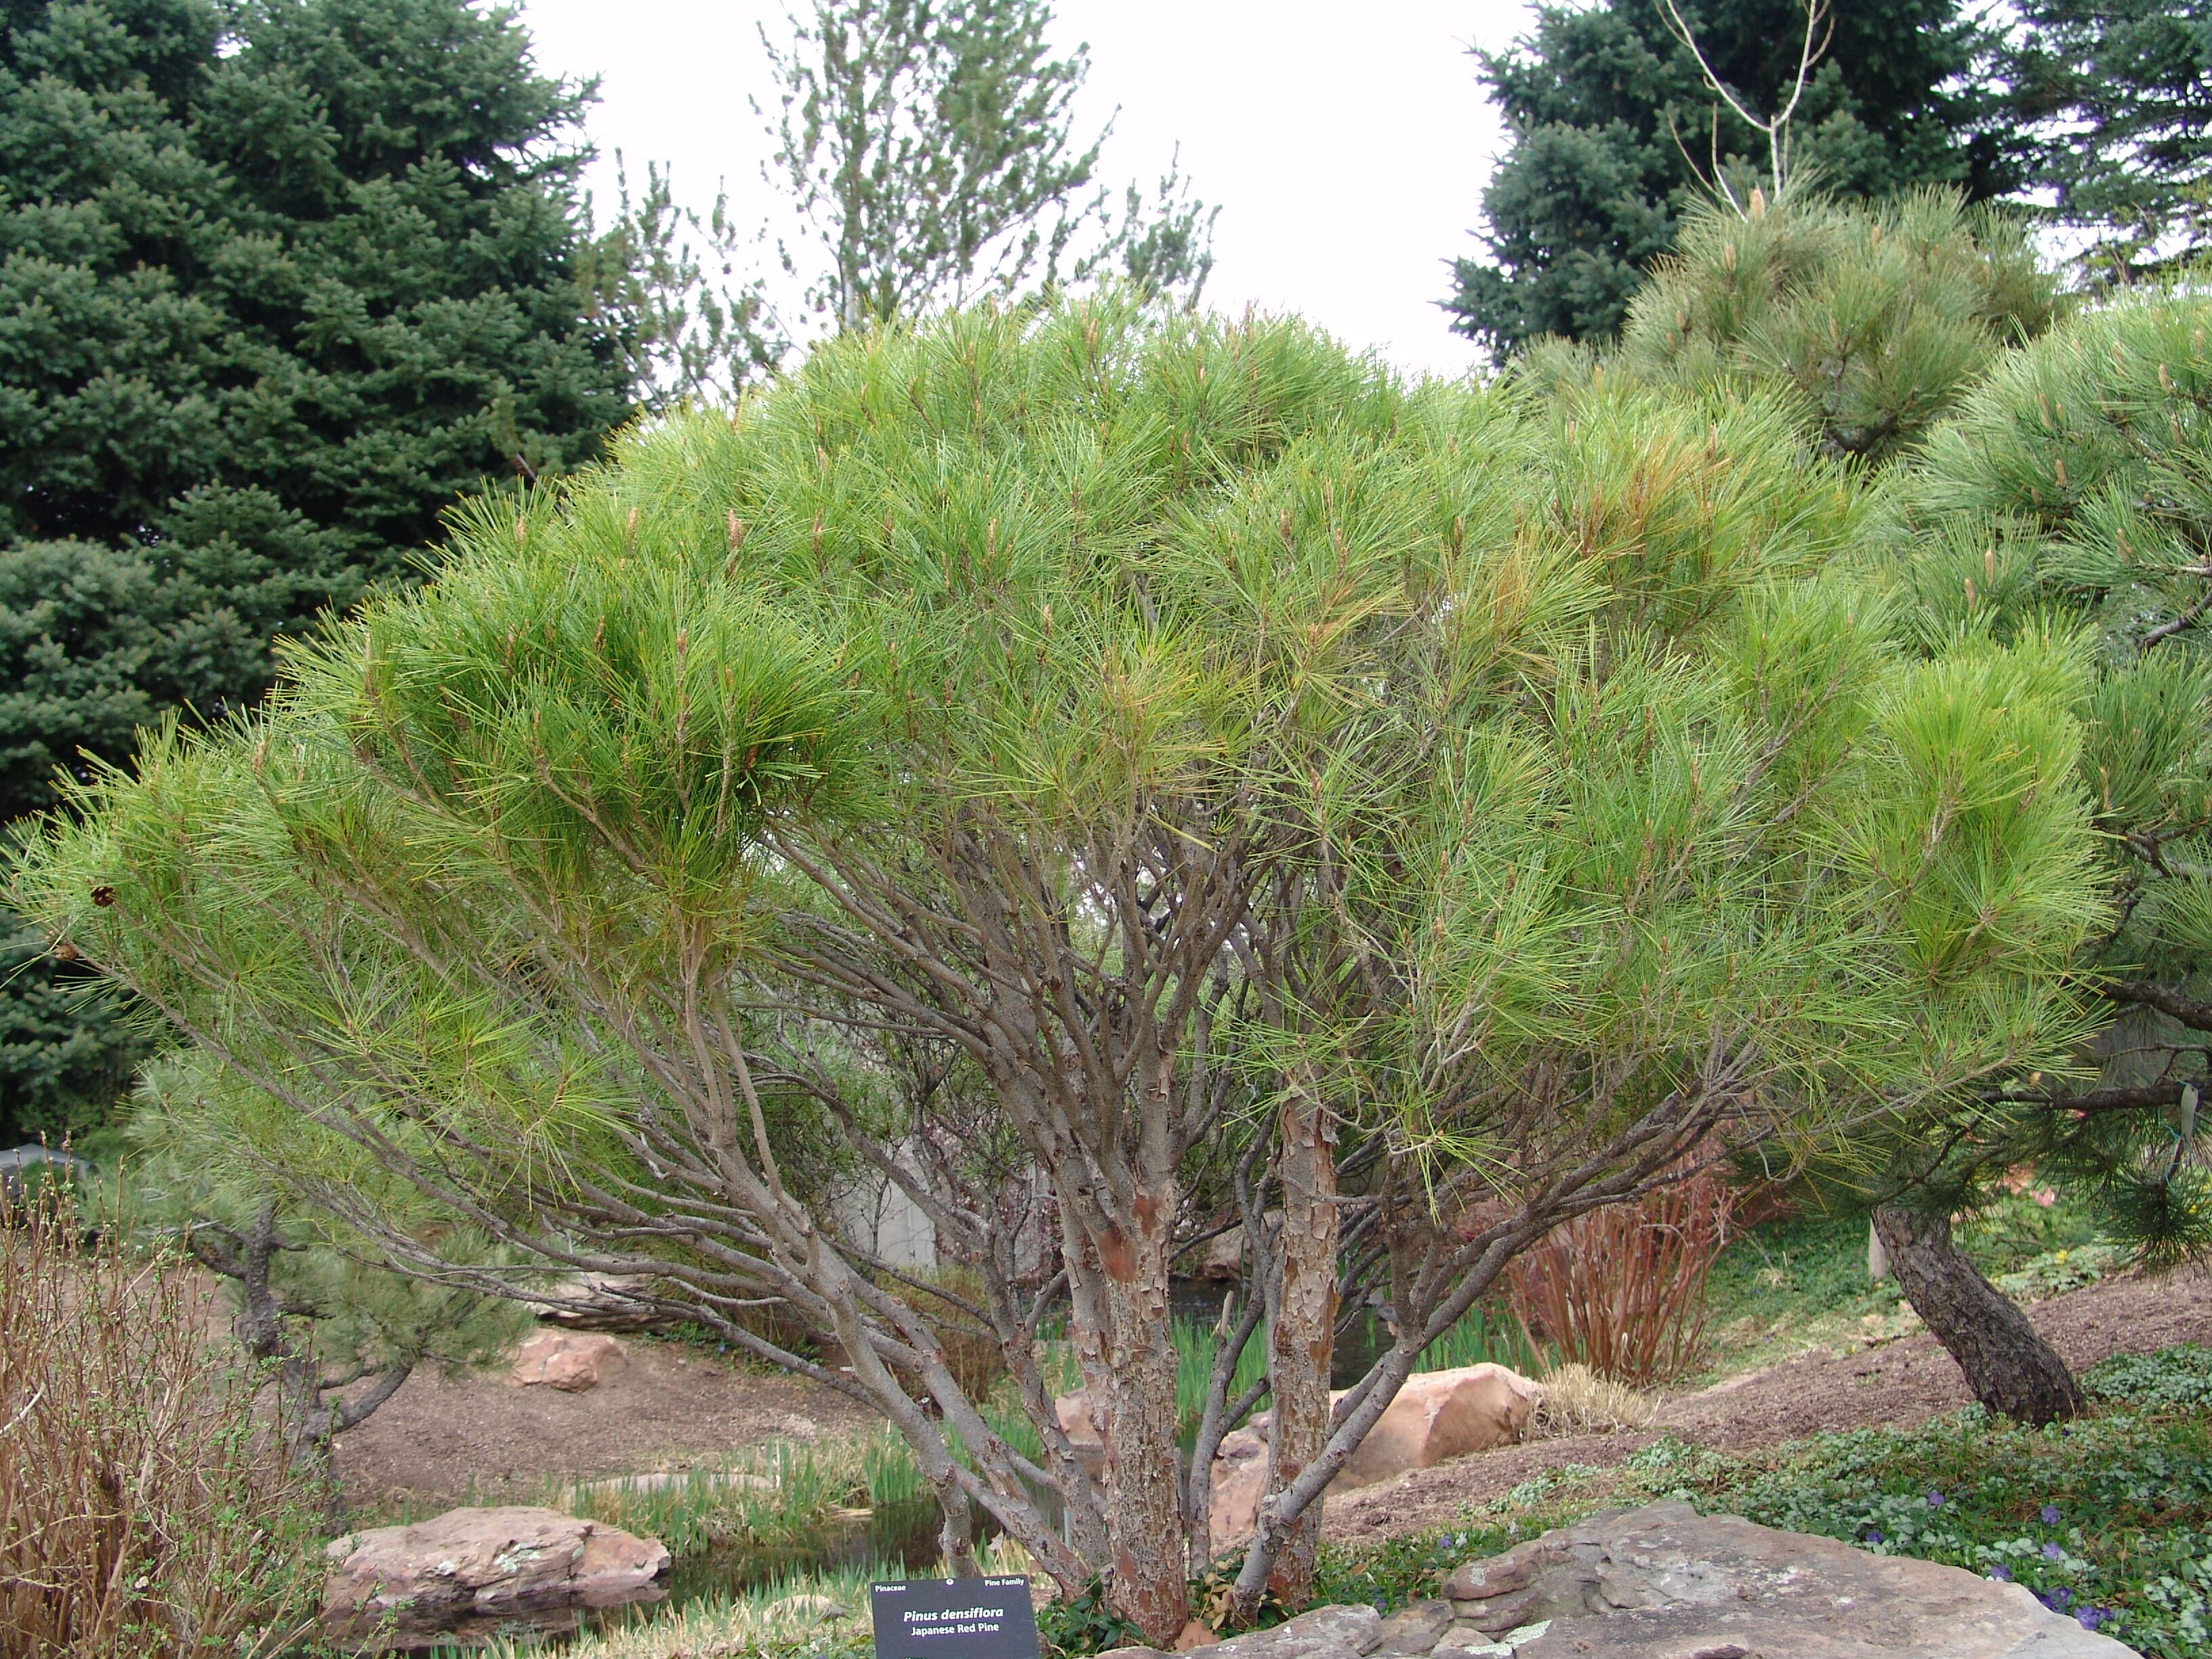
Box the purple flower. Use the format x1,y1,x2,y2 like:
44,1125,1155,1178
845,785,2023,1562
1926,1492,1945,1509
1989,1565,2013,1582
2044,1589,2073,1612
2040,1504,2061,1525
2042,1542,2064,1561
2076,1607,2108,1632
1864,1528,1885,1544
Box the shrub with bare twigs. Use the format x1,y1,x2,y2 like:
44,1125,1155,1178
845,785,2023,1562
0,1197,323,1658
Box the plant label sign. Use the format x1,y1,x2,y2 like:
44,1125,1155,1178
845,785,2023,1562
872,1576,1040,1659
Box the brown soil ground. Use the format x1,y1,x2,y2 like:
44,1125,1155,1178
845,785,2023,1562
1324,1263,2212,1547
331,1265,2211,1534
332,1336,875,1513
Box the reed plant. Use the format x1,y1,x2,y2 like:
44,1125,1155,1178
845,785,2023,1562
0,1196,325,1657
1416,1305,1541,1375
557,1425,929,1556
470,1557,887,1659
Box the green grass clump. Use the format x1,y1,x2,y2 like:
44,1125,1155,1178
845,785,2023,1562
1416,1305,1540,1374
552,1427,924,1557
473,1557,890,1659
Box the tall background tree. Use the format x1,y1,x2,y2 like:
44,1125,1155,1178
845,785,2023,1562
1444,0,2022,354
0,0,649,1143
758,0,1216,331
2008,0,2212,281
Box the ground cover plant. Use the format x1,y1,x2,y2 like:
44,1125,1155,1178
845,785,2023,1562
12,294,2114,1637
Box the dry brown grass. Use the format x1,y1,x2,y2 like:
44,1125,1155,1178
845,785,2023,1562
1528,1362,1662,1437
0,1199,323,1657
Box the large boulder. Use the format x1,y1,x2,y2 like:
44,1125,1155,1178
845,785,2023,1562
508,1330,628,1393
1439,1500,2137,1657
1336,1364,1538,1488
1209,1364,1538,1549
321,1505,668,1651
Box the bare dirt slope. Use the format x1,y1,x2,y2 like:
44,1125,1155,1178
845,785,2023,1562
331,1267,2208,1533
332,1338,875,1512
1326,1265,2212,1547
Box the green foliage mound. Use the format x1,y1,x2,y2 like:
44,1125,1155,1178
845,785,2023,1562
1522,191,2061,466
1886,291,2212,1269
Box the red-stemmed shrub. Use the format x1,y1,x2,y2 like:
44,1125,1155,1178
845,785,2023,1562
1504,1168,1737,1387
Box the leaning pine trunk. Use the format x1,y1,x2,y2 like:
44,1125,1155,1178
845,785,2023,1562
1092,1191,1191,1645
1258,1082,1338,1609
1872,1204,2083,1425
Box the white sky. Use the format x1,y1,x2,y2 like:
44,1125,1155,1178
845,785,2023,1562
516,1,1540,381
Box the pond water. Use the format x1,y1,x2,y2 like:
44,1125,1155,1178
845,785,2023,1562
531,1282,1495,1647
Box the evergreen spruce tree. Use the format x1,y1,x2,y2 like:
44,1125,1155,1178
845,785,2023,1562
1446,0,2021,354
0,0,640,1141
2009,0,2212,279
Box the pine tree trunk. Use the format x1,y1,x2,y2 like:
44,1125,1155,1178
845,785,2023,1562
1094,1195,1189,1645
1871,1204,2083,1426
1260,1080,1337,1608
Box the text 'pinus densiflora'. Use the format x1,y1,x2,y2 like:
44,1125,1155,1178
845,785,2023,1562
13,298,2110,1637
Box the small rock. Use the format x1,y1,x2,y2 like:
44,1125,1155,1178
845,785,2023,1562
764,1592,853,1624
1370,1601,1453,1656
508,1330,628,1393
1208,1602,1382,1659
1441,1553,1537,1602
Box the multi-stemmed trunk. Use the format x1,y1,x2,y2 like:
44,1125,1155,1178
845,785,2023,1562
186,1200,413,1522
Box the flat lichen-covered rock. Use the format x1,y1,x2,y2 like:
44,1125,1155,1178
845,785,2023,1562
1114,1502,2138,1659
1437,1500,2137,1657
